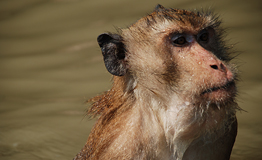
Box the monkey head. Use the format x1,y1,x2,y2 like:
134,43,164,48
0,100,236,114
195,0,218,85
97,4,237,107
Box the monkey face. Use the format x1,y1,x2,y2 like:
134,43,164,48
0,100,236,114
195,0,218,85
170,32,236,102
168,31,237,105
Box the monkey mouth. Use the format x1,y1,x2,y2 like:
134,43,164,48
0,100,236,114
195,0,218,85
201,81,235,95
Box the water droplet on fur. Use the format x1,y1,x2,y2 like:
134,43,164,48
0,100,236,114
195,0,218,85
216,102,221,110
207,101,211,110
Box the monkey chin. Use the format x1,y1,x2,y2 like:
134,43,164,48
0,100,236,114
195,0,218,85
199,80,236,105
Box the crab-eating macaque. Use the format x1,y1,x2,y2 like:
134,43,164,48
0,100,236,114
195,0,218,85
74,4,240,160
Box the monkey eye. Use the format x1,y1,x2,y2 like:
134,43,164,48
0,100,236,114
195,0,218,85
198,30,209,43
200,33,208,41
171,36,187,46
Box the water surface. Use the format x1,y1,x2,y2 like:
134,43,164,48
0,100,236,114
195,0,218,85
0,0,261,159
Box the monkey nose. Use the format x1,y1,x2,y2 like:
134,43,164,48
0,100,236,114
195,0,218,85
210,63,226,72
210,62,233,80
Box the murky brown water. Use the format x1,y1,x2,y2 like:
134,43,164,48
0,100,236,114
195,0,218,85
0,0,261,159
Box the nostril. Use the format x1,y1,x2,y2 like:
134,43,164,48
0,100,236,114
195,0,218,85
210,65,218,70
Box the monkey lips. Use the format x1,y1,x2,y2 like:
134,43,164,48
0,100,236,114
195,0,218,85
200,80,236,102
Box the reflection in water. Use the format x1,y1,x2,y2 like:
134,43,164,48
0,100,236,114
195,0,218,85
0,0,261,159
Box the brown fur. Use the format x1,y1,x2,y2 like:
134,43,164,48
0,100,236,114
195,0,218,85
74,5,239,160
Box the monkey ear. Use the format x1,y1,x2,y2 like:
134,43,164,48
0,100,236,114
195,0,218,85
97,33,127,76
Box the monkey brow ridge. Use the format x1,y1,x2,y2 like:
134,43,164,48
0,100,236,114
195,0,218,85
128,6,215,36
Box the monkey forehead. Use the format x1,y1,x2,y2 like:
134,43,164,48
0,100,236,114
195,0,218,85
122,9,215,40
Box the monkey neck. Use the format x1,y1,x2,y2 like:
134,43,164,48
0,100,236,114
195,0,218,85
165,96,237,159
133,84,238,159
87,77,237,159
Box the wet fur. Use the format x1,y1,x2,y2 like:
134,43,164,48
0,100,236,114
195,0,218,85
74,5,239,160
